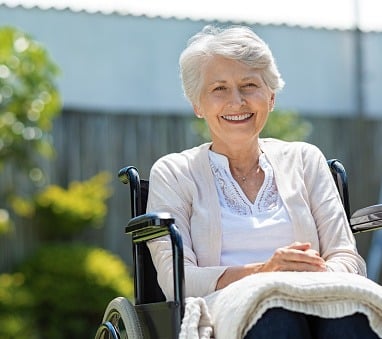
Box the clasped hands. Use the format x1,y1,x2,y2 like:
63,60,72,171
262,241,327,273
216,242,326,290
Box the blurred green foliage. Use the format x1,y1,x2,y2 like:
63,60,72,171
192,109,312,142
0,26,61,236
0,177,129,338
0,273,37,339
20,245,133,338
0,26,61,172
0,27,133,338
0,245,133,339
0,208,12,235
13,172,113,241
260,109,312,141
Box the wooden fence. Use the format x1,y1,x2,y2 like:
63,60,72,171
0,110,203,271
1,110,382,281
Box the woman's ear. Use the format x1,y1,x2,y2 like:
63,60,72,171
269,94,275,111
193,105,203,118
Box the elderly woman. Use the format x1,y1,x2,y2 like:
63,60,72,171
147,26,379,338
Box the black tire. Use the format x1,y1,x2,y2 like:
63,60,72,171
95,297,143,339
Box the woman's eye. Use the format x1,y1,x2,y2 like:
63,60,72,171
243,83,257,88
213,86,226,91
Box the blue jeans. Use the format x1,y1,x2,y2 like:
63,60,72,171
244,308,379,339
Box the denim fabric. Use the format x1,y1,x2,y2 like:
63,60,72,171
244,308,379,339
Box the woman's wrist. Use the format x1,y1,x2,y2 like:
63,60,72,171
216,262,266,290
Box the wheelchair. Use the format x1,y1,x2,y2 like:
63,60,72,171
95,159,382,339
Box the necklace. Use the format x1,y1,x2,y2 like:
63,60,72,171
230,147,262,183
233,162,260,182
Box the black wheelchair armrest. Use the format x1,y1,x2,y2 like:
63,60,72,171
350,204,382,233
125,212,185,318
125,212,175,242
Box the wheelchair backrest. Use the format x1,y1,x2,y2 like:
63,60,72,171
118,164,167,304
134,179,167,304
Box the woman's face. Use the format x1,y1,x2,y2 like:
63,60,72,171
194,55,275,151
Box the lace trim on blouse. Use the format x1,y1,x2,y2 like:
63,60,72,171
209,151,280,216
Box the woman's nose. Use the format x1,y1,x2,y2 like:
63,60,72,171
229,88,245,107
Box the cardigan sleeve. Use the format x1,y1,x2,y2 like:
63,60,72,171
301,144,366,276
146,153,227,300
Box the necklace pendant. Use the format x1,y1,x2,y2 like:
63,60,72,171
242,177,246,182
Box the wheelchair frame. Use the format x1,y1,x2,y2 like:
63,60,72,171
95,159,382,339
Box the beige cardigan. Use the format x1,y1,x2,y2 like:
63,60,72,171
147,139,366,299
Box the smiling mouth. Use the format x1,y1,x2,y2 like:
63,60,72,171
222,113,254,121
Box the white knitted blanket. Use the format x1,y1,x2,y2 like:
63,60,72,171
179,272,382,339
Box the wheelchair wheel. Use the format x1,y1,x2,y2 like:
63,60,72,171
95,297,143,339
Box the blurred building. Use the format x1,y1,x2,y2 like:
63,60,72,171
0,1,381,118
1,1,381,276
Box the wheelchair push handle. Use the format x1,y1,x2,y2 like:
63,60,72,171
118,166,142,218
327,159,351,222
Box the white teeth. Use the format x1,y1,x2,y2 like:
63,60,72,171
223,113,252,121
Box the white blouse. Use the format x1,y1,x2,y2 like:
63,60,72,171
208,150,295,266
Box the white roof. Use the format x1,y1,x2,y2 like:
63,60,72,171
1,0,381,32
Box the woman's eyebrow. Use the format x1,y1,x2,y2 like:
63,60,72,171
207,75,261,87
208,80,226,85
241,75,261,81
205,80,227,88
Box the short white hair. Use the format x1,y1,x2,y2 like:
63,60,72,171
179,25,285,106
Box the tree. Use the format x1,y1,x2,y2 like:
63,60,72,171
0,26,61,234
0,28,134,338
